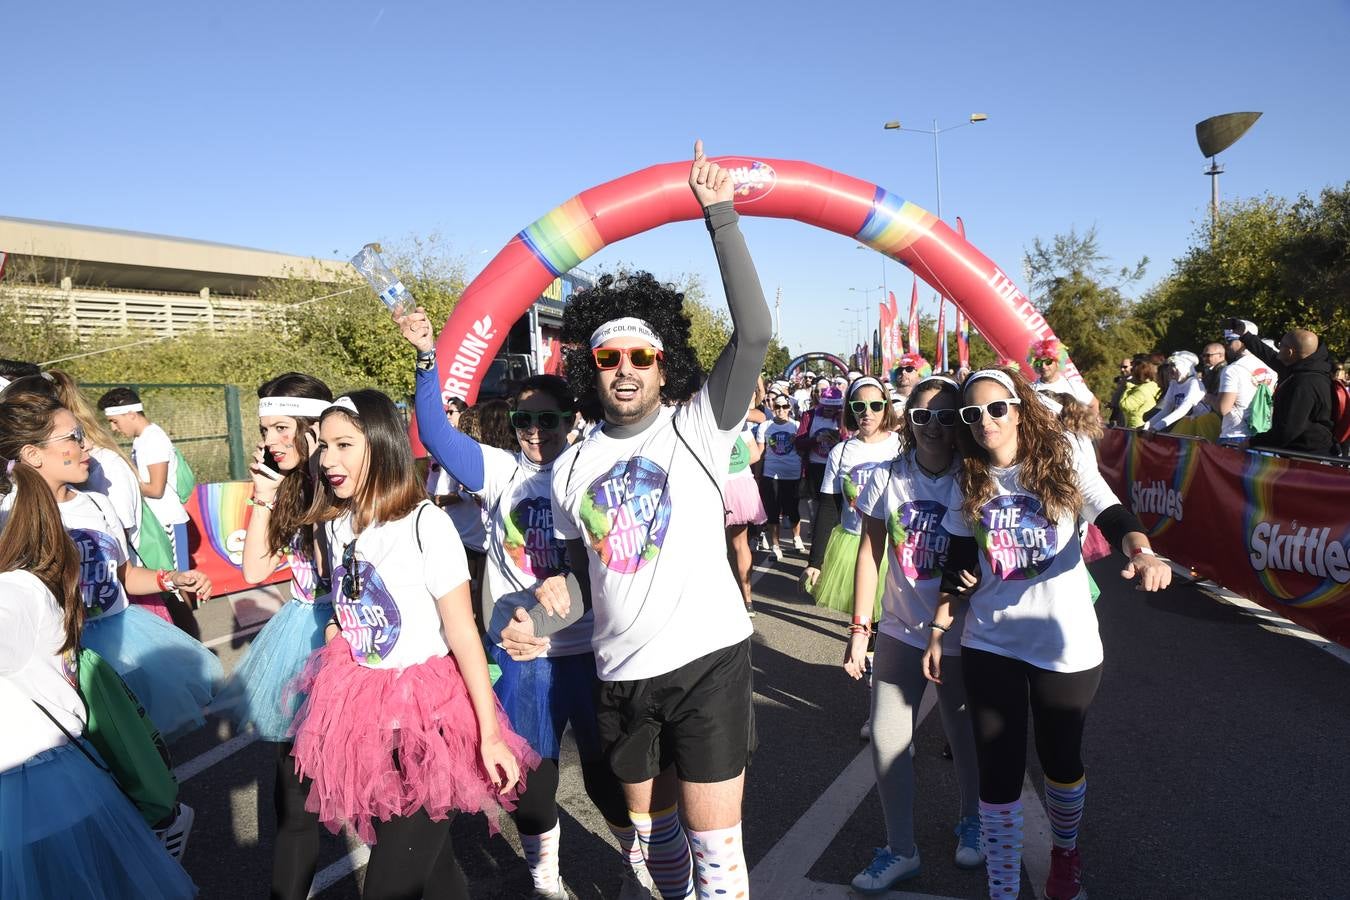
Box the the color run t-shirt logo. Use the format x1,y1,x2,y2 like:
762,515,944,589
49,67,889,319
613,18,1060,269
813,427,841,458
890,500,951,580
978,494,1058,580
505,495,567,578
768,431,794,455
333,561,402,665
70,528,122,616
580,457,672,574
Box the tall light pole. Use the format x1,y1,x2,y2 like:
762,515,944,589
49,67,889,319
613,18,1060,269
848,285,883,352
882,113,987,222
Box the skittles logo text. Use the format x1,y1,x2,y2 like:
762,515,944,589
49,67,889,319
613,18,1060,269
505,495,567,578
979,494,1058,580
1132,479,1184,522
721,158,776,203
70,528,123,615
890,500,951,580
1249,521,1350,584
333,561,402,665
580,458,672,574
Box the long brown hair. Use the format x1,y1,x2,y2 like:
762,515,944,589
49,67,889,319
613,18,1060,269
306,389,424,533
1051,392,1104,441
258,373,333,556
0,393,86,653
956,366,1081,524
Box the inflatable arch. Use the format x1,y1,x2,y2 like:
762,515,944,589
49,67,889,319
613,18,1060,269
432,155,1083,406
784,352,849,379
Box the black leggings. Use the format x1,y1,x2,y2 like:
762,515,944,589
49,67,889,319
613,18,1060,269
961,647,1102,804
270,741,321,900
511,756,632,836
758,477,801,528
364,809,468,900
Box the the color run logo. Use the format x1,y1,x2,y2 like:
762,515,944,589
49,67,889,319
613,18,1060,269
71,528,122,615
890,499,951,580
978,494,1058,580
441,314,498,402
580,458,672,574
721,158,776,203
768,431,794,455
505,495,566,578
333,561,402,665
1131,479,1184,522
1249,522,1350,583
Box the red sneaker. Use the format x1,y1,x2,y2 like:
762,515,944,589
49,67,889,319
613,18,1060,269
1045,845,1085,900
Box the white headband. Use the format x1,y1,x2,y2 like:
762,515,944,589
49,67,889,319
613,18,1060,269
259,396,332,418
0,376,9,391
103,403,143,416
964,370,1017,397
915,375,961,394
589,317,665,351
846,376,886,399
327,396,359,415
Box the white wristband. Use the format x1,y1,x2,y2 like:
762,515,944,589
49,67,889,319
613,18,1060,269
1131,546,1156,558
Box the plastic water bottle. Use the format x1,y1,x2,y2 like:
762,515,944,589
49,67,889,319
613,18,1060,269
350,243,415,317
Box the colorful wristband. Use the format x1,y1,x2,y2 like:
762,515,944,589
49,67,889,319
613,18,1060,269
247,496,275,511
156,570,174,592
1131,546,1156,558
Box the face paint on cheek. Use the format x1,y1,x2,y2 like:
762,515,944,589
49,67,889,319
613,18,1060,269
62,447,74,466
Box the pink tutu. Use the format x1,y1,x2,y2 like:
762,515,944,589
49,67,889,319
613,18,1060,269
128,592,174,624
288,637,540,844
724,475,767,526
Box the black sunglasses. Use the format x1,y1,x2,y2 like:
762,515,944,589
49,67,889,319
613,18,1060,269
849,400,886,414
510,410,565,431
908,407,958,426
341,540,362,600
959,399,1021,424
772,402,792,410
897,366,917,374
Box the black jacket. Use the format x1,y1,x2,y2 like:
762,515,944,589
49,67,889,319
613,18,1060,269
1241,333,1335,455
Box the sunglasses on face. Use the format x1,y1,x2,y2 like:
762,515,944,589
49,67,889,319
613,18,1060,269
849,400,886,414
908,407,959,427
1033,358,1057,368
897,366,917,374
509,410,566,431
341,540,362,600
959,399,1022,424
592,346,662,370
773,403,792,410
38,425,87,447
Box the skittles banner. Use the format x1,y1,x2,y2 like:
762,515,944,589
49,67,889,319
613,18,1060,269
185,482,291,596
1099,429,1350,647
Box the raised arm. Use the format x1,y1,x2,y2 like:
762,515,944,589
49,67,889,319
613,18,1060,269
400,307,487,492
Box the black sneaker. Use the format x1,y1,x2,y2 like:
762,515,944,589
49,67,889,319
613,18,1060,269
154,802,194,862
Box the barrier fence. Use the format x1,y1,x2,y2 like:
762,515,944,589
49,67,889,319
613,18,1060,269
1098,428,1350,648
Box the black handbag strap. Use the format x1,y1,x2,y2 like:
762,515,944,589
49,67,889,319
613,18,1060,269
30,698,114,777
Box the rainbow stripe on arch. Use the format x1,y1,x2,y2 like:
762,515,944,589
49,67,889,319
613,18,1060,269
519,195,606,277
854,187,938,258
1242,453,1349,609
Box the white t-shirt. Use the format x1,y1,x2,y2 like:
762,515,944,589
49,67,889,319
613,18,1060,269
1035,374,1095,408
427,462,488,552
133,423,188,526
551,390,753,682
327,501,470,670
60,490,131,620
856,454,965,655
756,419,801,480
804,410,844,466
83,446,142,550
792,388,812,411
821,433,901,535
478,448,593,658
1145,378,1205,431
941,442,1121,673
1219,353,1279,439
0,571,86,772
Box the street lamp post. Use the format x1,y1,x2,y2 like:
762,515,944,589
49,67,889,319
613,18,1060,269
882,113,987,221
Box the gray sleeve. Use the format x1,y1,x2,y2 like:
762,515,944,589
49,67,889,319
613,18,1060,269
527,538,593,638
701,201,773,430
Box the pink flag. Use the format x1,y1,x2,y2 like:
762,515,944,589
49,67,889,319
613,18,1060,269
907,279,920,355
936,300,948,372
879,302,893,376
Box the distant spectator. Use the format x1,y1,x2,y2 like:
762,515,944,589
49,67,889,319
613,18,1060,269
1028,338,1100,416
1104,356,1134,426
458,398,516,452
0,358,41,392
1144,353,1205,433
97,387,191,569
1228,319,1335,456
1118,359,1162,428
889,352,931,415
1197,343,1227,410
1215,322,1281,446
1334,360,1348,386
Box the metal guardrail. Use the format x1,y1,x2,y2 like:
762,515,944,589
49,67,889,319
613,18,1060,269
1105,425,1350,469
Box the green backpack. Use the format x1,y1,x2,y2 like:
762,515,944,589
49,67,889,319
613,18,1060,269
1248,383,1274,434
172,446,196,505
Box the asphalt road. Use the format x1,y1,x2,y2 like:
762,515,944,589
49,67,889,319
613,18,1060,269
172,518,1350,899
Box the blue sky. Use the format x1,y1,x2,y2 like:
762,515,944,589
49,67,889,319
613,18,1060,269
3,0,1347,357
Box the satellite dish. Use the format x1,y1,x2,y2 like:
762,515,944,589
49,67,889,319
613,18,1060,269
1195,112,1262,158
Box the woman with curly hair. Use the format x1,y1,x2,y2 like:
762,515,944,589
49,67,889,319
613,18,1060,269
923,367,1172,900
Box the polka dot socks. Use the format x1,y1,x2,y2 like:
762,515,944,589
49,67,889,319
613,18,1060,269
980,799,1024,898
688,823,749,899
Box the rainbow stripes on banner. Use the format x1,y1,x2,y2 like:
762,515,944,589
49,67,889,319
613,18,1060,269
1122,434,1198,540
520,196,606,277
1241,453,1349,608
855,187,938,259
194,482,252,564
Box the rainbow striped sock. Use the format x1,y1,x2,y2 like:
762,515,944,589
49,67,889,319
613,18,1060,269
606,819,646,871
980,798,1023,898
1044,775,1087,850
629,806,693,899
688,823,748,900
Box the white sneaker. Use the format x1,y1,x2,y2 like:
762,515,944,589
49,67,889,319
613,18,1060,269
154,802,194,862
530,877,569,900
772,544,784,562
954,815,984,869
850,845,920,894
756,532,770,551
793,535,806,553
617,863,657,899
859,720,871,741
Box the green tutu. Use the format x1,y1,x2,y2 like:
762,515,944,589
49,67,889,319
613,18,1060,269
810,525,885,621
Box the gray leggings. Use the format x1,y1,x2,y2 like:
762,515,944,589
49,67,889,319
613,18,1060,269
869,632,980,854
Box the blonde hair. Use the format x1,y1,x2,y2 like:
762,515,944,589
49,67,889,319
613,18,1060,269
45,371,135,471
1051,392,1103,441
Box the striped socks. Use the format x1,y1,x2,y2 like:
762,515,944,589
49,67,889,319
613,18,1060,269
520,820,561,895
688,823,749,899
630,806,693,899
980,798,1024,898
606,819,648,873
1044,775,1087,849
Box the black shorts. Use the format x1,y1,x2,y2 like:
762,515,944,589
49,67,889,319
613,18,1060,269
597,638,756,784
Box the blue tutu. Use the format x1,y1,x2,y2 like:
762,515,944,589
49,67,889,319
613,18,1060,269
216,597,332,741
83,606,223,741
489,646,602,760
0,742,197,899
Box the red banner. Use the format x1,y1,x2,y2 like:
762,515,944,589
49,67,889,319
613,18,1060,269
1098,430,1350,647
907,278,920,355
879,301,894,377
936,300,948,372
185,482,291,597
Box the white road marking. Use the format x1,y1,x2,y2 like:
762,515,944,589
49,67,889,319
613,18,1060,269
174,732,259,782
202,621,266,650
309,844,370,897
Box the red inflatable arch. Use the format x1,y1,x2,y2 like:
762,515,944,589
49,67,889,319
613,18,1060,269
783,353,850,379
431,156,1083,407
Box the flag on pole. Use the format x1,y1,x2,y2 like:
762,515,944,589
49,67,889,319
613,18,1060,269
872,328,881,376
878,302,893,376
936,300,948,372
953,217,970,370
907,278,920,355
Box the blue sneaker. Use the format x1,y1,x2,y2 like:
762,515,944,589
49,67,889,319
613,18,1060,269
954,815,984,869
850,845,920,894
